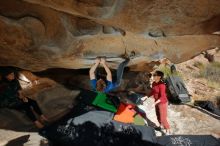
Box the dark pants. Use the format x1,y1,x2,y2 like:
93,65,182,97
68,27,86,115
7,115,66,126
13,98,43,122
115,59,130,87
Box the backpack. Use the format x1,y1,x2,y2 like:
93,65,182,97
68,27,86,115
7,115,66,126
165,75,191,103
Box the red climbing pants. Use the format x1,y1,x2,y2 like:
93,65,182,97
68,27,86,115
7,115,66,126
155,102,170,129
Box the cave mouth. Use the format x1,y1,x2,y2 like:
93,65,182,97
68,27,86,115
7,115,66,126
33,67,144,91
0,66,151,132
0,66,149,91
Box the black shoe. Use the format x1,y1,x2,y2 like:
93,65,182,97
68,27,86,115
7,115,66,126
154,126,162,131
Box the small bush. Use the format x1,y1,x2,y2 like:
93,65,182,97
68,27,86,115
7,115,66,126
158,65,181,78
158,65,171,78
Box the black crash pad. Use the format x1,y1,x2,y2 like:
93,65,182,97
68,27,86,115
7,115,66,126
157,135,220,146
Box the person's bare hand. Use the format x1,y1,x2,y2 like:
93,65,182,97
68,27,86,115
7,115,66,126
22,97,28,102
100,58,106,65
141,96,148,101
95,57,100,64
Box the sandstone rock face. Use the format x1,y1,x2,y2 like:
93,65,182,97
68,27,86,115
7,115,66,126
0,0,220,71
176,48,220,107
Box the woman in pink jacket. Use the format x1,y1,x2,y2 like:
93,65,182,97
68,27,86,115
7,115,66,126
149,70,170,134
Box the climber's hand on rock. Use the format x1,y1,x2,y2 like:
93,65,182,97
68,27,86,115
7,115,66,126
95,57,101,64
100,58,106,65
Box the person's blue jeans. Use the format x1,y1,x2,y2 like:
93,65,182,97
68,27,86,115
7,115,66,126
115,59,129,87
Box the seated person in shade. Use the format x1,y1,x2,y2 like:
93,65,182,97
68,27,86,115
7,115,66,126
0,68,48,129
89,57,130,93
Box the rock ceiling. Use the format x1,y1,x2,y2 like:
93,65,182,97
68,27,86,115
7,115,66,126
0,0,220,71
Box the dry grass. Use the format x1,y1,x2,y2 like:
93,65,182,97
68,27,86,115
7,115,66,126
193,61,205,69
197,62,220,89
